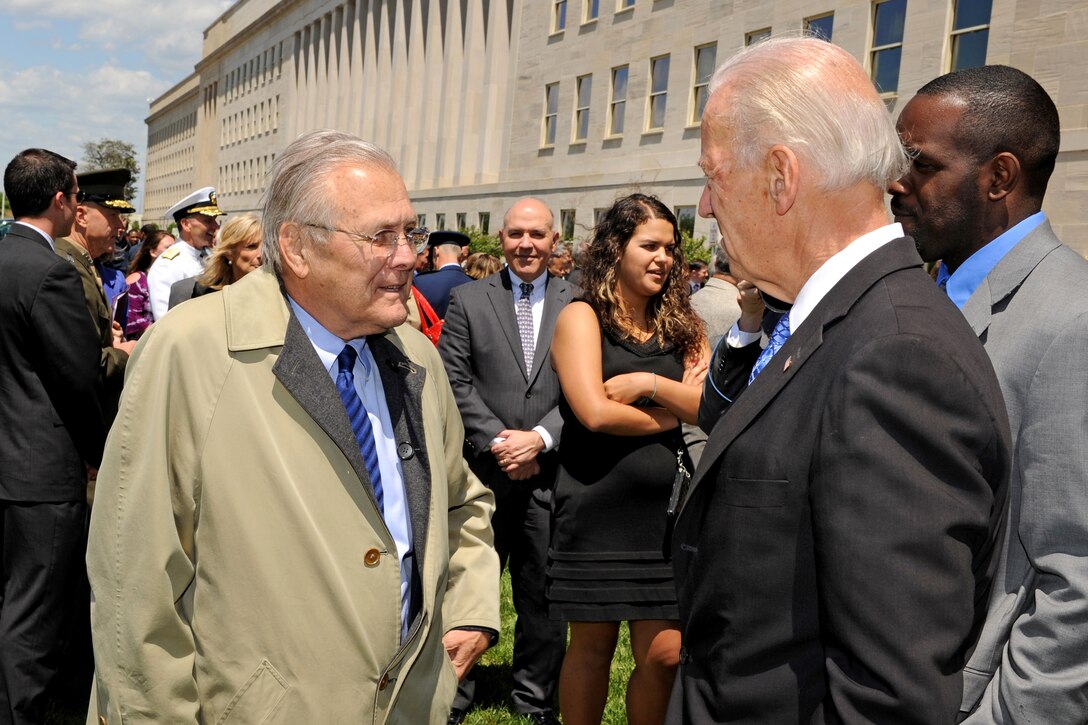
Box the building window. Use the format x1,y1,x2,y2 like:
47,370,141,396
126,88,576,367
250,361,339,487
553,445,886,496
746,28,771,46
457,212,467,231
675,206,696,237
417,214,427,227
552,0,567,32
584,0,600,22
436,213,446,230
609,65,628,136
618,0,635,10
543,82,559,147
691,44,717,125
594,208,607,227
574,75,592,142
870,0,906,97
560,209,576,240
805,12,834,41
479,212,491,235
951,0,991,70
647,55,670,131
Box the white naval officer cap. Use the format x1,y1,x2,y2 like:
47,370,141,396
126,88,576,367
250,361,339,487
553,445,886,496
166,187,224,224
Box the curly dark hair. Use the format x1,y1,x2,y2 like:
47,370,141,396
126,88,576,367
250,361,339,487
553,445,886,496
581,193,705,360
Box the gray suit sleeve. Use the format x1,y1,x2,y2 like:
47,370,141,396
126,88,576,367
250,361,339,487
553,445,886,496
438,287,506,455
965,311,1088,723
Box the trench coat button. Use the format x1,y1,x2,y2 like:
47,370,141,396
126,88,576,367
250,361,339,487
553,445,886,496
99,718,107,725
378,673,390,690
397,442,414,460
364,548,381,567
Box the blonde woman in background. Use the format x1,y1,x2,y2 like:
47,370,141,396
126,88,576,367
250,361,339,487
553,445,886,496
199,213,263,290
463,252,502,280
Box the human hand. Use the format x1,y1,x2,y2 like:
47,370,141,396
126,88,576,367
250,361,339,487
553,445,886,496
603,371,654,404
683,358,708,386
736,280,765,333
491,430,544,470
442,629,490,681
505,458,541,481
111,321,124,344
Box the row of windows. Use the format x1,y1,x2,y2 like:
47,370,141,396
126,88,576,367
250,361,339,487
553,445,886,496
541,0,992,146
552,0,640,32
220,95,281,148
148,111,197,152
145,146,194,182
218,154,276,196
145,183,198,216
416,212,492,236
225,43,284,105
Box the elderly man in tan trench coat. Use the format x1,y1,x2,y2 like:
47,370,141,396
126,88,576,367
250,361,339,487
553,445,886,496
86,131,500,724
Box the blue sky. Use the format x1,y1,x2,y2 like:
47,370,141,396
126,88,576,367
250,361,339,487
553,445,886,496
0,0,233,213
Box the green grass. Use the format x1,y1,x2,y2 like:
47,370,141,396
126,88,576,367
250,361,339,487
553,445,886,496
465,570,635,725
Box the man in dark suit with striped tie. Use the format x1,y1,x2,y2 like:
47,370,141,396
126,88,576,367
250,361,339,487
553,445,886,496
439,198,575,725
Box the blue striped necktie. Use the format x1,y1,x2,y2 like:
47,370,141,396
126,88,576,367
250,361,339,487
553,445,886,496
748,312,791,385
335,344,384,513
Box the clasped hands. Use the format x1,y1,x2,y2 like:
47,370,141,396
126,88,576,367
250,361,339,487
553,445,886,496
490,429,545,481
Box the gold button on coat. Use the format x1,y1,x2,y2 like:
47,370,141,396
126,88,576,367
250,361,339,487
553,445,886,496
364,548,381,567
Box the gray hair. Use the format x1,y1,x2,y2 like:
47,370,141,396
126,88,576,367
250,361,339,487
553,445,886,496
711,244,730,275
261,129,400,274
706,36,908,190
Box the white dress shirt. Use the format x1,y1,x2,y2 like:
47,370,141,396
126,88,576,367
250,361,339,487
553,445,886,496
288,297,415,641
14,221,55,251
507,269,555,452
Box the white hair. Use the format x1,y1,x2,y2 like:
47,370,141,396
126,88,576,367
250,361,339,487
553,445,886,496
706,36,908,190
261,129,400,274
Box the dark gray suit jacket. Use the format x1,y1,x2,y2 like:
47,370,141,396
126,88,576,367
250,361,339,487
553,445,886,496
670,238,1011,723
959,220,1088,722
439,269,576,500
0,223,106,501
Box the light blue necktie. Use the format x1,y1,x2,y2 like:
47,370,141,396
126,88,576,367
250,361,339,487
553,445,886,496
335,344,384,513
748,312,791,385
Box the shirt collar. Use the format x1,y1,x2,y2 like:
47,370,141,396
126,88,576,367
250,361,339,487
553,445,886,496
789,223,903,334
287,296,372,377
13,221,55,250
937,211,1046,309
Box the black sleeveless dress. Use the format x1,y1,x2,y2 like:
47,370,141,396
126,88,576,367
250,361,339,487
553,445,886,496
547,317,686,622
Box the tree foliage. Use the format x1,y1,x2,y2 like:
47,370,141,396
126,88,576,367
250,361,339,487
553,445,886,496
681,231,711,264
81,138,140,200
464,226,503,259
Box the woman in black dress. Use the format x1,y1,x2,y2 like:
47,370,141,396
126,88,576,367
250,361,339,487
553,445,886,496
549,194,708,725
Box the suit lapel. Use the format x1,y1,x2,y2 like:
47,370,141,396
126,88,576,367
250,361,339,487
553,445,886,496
684,238,923,507
488,269,530,379
368,333,431,568
529,274,570,387
962,220,1062,339
272,312,383,514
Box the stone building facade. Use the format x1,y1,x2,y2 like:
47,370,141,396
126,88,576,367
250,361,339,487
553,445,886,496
144,0,1088,253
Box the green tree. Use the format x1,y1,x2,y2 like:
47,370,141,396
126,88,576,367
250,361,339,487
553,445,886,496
81,138,140,200
681,230,711,264
463,226,503,258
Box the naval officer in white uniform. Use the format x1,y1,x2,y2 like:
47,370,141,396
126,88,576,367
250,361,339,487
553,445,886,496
147,187,222,320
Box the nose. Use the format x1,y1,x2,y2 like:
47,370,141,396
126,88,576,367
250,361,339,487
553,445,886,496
698,184,714,218
389,237,416,269
887,175,909,197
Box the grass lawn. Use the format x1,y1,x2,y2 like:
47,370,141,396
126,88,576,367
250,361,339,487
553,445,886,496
464,570,635,725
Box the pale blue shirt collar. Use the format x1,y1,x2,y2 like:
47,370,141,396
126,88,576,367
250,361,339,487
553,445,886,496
789,223,904,334
936,211,1046,309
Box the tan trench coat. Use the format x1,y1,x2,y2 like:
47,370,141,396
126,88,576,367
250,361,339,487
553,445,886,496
87,267,499,724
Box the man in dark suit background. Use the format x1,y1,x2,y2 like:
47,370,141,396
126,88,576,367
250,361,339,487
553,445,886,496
890,65,1088,724
671,38,1011,723
439,198,573,725
0,149,106,724
415,230,474,319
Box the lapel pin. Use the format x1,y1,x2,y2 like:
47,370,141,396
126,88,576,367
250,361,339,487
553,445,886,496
783,356,793,372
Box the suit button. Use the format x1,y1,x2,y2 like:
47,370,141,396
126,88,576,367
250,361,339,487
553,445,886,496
364,549,381,567
524,391,532,399
679,646,690,665
378,673,390,690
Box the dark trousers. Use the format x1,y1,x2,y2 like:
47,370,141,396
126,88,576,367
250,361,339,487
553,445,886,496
453,489,566,715
0,500,87,725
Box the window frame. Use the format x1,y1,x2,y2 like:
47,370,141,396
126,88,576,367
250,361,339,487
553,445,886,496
646,54,671,133
690,43,717,126
573,74,593,142
949,0,991,71
552,0,567,33
870,0,906,103
804,12,835,41
608,65,629,138
542,82,560,148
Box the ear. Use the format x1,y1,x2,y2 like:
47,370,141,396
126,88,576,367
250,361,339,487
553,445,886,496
74,204,88,227
549,231,559,248
767,145,799,216
987,152,1020,201
278,222,310,279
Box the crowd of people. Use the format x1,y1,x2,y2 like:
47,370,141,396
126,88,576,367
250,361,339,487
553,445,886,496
0,35,1085,725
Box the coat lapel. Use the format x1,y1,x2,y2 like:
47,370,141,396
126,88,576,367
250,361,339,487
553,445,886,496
272,311,384,514
488,269,529,379
684,238,923,508
367,333,431,569
529,274,570,387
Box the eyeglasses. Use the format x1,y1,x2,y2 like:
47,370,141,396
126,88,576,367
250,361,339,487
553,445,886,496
302,223,429,258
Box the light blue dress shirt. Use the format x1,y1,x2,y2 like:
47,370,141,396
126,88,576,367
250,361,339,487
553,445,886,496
936,212,1046,309
288,297,415,641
